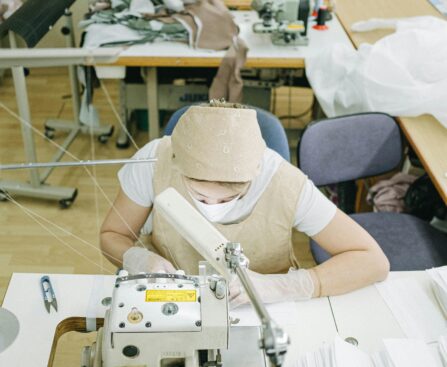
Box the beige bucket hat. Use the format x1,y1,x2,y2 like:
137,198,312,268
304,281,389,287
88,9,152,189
171,106,266,182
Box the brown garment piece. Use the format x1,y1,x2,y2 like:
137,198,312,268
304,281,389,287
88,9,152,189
209,37,248,103
172,12,198,47
150,136,306,275
185,0,238,49
143,0,238,50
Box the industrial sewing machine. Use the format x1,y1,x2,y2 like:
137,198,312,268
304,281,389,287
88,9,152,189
81,188,289,367
0,159,289,367
251,0,310,46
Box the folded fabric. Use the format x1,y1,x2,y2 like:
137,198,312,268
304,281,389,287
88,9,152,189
82,0,238,51
366,173,417,213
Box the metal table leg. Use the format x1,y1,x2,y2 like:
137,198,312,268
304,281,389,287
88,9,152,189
146,67,159,141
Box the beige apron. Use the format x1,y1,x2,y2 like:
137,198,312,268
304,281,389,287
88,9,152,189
150,136,306,275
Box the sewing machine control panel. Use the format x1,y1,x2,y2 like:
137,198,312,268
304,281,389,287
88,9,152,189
109,274,202,333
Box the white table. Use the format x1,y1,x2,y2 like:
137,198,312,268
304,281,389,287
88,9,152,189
96,10,354,141
2,271,440,366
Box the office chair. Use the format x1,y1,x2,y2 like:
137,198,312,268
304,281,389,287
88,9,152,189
164,105,291,162
297,113,447,270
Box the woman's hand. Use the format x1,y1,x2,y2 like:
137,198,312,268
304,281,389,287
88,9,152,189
229,268,316,309
123,247,176,274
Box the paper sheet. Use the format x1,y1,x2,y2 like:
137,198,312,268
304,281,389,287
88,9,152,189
376,277,447,342
383,339,443,367
428,0,447,16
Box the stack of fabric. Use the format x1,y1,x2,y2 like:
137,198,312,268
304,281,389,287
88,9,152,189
80,0,238,50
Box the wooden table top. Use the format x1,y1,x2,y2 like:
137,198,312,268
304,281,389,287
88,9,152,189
335,0,447,204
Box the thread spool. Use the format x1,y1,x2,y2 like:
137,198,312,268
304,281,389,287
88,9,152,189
312,6,329,30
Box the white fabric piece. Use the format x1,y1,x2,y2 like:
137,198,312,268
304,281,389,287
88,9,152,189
383,339,441,367
294,334,443,367
306,16,447,128
351,18,400,32
163,0,184,12
375,277,447,343
85,276,104,331
129,0,155,15
149,19,164,31
118,139,336,236
427,266,447,317
229,268,314,309
79,92,100,127
123,246,176,274
77,66,101,127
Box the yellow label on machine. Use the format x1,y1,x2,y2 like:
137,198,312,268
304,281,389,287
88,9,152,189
145,290,197,302
287,24,304,30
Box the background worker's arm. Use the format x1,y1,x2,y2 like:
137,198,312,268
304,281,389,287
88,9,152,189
310,208,390,297
100,188,150,267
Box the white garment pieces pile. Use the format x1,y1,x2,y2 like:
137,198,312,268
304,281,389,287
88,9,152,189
294,334,443,367
427,266,447,318
81,0,238,50
305,16,447,128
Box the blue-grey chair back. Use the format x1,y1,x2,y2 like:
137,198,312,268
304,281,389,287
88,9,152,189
297,113,402,186
164,105,290,162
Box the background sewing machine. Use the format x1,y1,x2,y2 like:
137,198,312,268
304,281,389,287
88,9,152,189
251,0,310,46
109,1,341,149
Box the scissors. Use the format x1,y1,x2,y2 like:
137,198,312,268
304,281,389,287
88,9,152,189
40,275,58,313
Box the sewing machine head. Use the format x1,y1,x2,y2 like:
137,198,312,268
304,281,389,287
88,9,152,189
93,269,228,367
82,188,287,367
252,0,310,46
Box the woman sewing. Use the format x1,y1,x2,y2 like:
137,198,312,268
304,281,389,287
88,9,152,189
100,101,389,306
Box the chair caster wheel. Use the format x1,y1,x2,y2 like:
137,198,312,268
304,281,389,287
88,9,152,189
59,189,78,209
0,189,8,201
59,199,73,209
44,127,55,139
98,134,109,144
116,138,130,149
97,126,114,144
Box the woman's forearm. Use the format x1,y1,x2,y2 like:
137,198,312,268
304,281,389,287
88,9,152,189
311,248,390,297
100,231,135,267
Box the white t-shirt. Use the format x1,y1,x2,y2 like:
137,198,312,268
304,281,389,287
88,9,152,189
118,139,337,237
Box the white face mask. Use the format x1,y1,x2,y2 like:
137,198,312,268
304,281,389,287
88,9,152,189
189,194,240,222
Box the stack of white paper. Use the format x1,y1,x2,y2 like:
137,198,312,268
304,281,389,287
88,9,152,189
427,266,447,318
293,335,372,367
293,335,442,367
375,276,447,342
439,335,447,365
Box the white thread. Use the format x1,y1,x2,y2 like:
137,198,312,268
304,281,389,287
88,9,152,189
99,80,140,150
5,193,114,274
0,100,147,249
87,99,103,271
4,192,123,267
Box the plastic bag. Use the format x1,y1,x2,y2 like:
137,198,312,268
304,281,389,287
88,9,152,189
306,16,447,128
